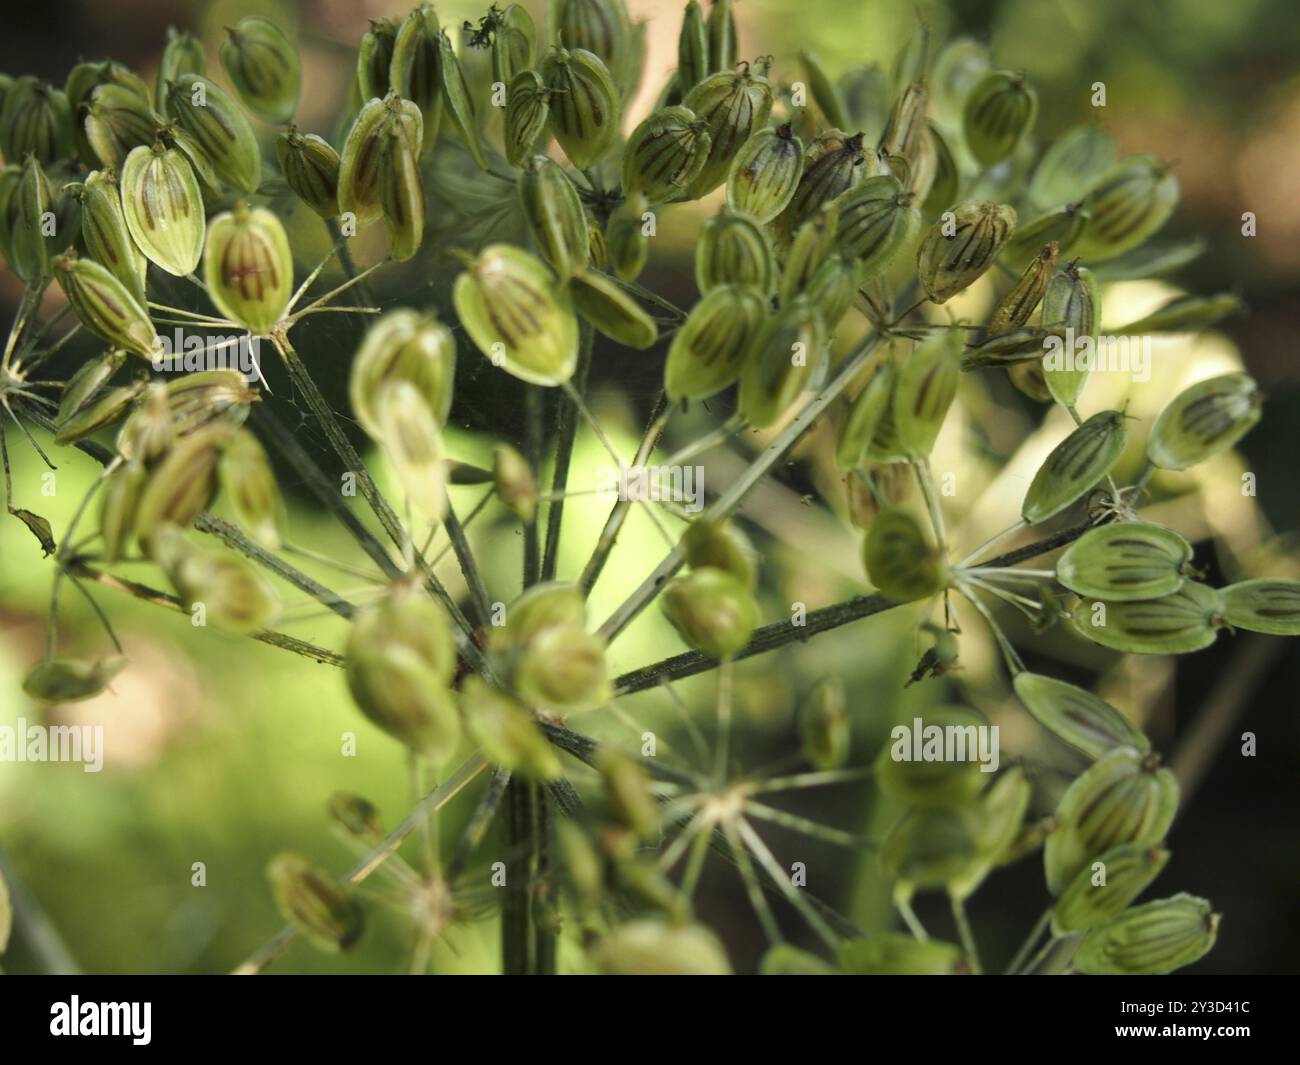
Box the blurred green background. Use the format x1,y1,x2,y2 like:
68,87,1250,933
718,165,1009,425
0,0,1297,974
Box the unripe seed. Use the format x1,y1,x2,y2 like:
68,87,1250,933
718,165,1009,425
695,207,774,293
662,566,758,659
542,47,621,171
726,123,803,223
220,16,301,125
917,200,1017,304
1074,893,1218,975
266,853,364,952
1053,842,1169,935
664,282,767,402
681,62,775,198
518,154,589,276
962,69,1037,168
1071,581,1225,655
350,308,456,441
203,203,294,334
622,105,711,203
119,142,204,277
1146,372,1260,471
1021,409,1126,525
567,268,658,349
862,508,948,601
164,74,262,195
54,252,158,358
276,128,341,219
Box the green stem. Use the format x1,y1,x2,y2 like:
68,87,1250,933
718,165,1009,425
542,324,593,582
1005,905,1054,975
950,894,983,974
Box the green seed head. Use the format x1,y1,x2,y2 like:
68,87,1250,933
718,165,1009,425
1147,372,1260,471
220,16,301,125
1074,893,1219,975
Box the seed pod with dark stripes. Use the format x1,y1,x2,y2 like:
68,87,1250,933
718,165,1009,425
865,357,907,462
83,83,158,171
622,105,711,203
1021,410,1126,524
726,123,802,223
350,308,456,439
681,61,774,198
568,268,658,349
832,174,920,280
738,295,826,428
0,78,73,164
338,94,420,228
802,251,863,333
389,4,443,156
1113,292,1244,335
959,325,1059,370
1147,372,1260,471
218,428,284,549
58,348,127,425
435,30,489,171
962,69,1037,168
503,70,550,167
116,383,172,464
1001,202,1084,273
1045,746,1179,897
518,155,589,276
203,204,293,333
98,459,146,564
374,379,447,521
556,0,634,89
664,283,766,401
1073,155,1178,262
917,201,1017,304
781,129,877,236
157,27,207,111
706,0,737,74
1053,842,1170,935
1075,893,1218,975
357,18,400,100
54,381,143,446
988,240,1059,335
1071,581,1225,655
165,370,255,436
922,122,958,219
53,252,158,358
677,1,709,92
267,853,365,952
1221,579,1300,636
10,157,55,283
164,74,261,195
70,169,148,305
863,508,948,602
695,207,774,293
66,60,152,167
605,191,649,281
894,326,963,458
836,361,894,470
220,16,301,125
1028,124,1116,211
119,142,204,276
276,128,341,219
1057,521,1191,602
778,202,839,302
453,243,578,386
542,47,621,170
681,518,756,587
492,4,536,88
133,427,234,547
377,115,425,262
1040,261,1098,407
1012,671,1149,760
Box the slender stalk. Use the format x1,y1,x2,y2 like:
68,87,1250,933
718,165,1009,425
950,895,983,974
1005,905,1053,975
542,324,592,582
325,217,374,306
441,495,491,628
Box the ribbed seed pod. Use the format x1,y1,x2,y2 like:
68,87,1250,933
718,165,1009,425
275,128,340,219
53,253,158,358
1044,745,1179,896
1053,843,1169,935
119,143,203,276
592,919,732,975
202,204,292,333
1071,581,1225,655
695,208,773,293
662,566,757,659
53,381,143,446
338,95,420,228
839,933,965,975
0,78,73,164
1073,155,1178,262
706,0,737,74
66,60,152,167
567,268,658,348
681,62,774,198
116,382,173,463
494,443,537,523
832,174,920,279
802,251,863,332
518,155,589,276
218,428,284,548
738,295,825,428
1021,410,1126,524
1114,292,1244,335
10,157,54,283
220,16,300,125
435,29,489,171
165,370,254,436
266,854,364,953
0,165,20,267
680,518,756,587
164,74,261,195
677,1,709,92
1147,372,1260,471
99,459,146,564
157,27,207,111
23,655,127,704
778,202,838,303
542,47,620,170
1040,261,1098,407
1028,124,1116,212
893,326,963,458
879,79,929,182
492,5,536,87
504,71,550,167
57,348,126,424
70,170,147,305
357,18,400,100
863,507,948,601
345,582,460,759
988,240,1059,335
460,678,563,781
950,767,1033,899
782,129,875,236
1056,521,1192,602
726,123,803,223
390,4,443,156
835,362,894,469
917,201,1017,303
621,105,711,203
962,69,1037,167
605,191,649,281
350,308,455,439
82,83,158,171
799,676,849,771
1075,893,1218,975
132,426,234,548
664,282,766,401
1012,671,1149,759
377,116,425,262
556,0,634,91
1003,203,1085,272
1221,579,1300,636
373,380,446,521
452,243,578,386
